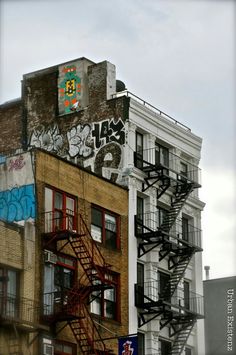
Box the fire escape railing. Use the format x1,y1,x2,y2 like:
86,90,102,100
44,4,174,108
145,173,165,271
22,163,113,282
135,281,204,320
0,294,44,330
135,213,202,256
43,210,111,271
134,148,201,189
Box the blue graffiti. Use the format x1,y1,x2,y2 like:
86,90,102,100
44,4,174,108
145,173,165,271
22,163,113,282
0,155,6,164
0,184,35,222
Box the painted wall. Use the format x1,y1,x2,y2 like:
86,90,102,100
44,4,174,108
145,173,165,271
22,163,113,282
58,62,84,115
0,152,35,223
29,117,126,183
204,277,236,355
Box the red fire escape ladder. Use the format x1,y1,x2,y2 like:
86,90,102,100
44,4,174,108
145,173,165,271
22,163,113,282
69,303,114,355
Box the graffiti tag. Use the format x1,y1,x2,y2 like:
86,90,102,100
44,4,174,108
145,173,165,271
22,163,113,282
30,125,63,153
8,155,26,172
0,184,35,223
92,118,125,149
67,124,93,158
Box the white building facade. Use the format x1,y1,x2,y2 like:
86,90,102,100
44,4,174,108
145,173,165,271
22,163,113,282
119,92,205,355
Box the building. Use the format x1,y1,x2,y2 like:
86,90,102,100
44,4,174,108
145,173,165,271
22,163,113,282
204,276,236,355
0,57,205,354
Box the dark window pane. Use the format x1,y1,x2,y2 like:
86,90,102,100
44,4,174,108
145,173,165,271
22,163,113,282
184,281,190,310
156,144,169,167
105,230,117,248
136,132,143,168
92,208,102,227
160,339,171,355
137,263,144,285
55,192,63,209
182,217,189,241
138,333,145,355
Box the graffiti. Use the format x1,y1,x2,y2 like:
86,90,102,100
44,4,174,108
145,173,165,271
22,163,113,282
30,125,63,153
67,124,93,158
58,64,81,114
94,143,122,182
8,155,26,171
0,155,6,164
0,184,35,223
29,117,125,183
92,118,125,149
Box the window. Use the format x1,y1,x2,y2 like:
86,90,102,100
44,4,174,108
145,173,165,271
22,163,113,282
0,266,19,318
135,132,143,168
43,254,76,315
180,162,188,181
138,332,145,355
182,216,194,244
136,263,144,307
184,280,190,310
160,339,171,355
159,271,171,301
136,197,144,234
91,206,119,249
54,340,76,355
185,347,192,355
90,273,119,321
45,187,76,233
182,217,189,242
156,205,168,229
155,143,169,167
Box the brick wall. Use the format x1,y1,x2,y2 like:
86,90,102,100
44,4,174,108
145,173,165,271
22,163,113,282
0,100,22,153
35,149,129,353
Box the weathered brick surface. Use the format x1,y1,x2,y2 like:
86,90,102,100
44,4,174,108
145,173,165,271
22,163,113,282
0,100,22,153
0,221,23,269
35,149,129,353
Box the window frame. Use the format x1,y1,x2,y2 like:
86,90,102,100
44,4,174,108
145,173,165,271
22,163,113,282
43,253,77,315
45,186,77,232
138,332,145,355
158,271,171,302
184,280,190,310
90,272,120,321
156,205,168,229
54,339,77,355
135,132,144,169
159,338,172,355
185,347,192,355
91,205,120,250
0,265,19,318
155,143,169,168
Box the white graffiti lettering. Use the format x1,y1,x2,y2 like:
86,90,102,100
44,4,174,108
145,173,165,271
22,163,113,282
30,125,63,153
67,124,92,158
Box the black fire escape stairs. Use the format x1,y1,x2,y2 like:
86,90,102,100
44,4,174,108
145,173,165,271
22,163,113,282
134,151,203,354
42,213,114,355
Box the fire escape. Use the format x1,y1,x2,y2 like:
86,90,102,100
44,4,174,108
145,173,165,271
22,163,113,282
134,147,204,355
0,295,48,355
42,212,114,355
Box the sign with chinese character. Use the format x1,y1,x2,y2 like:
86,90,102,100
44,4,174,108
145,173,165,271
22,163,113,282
118,336,138,355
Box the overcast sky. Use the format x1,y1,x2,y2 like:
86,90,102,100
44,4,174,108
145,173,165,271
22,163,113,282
0,0,235,280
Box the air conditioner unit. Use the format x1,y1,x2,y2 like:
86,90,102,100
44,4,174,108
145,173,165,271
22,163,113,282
43,343,54,355
44,250,57,264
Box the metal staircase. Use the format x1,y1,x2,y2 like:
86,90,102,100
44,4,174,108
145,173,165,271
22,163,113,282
160,182,195,232
159,253,194,301
69,303,114,355
170,318,195,355
42,212,114,354
134,147,203,355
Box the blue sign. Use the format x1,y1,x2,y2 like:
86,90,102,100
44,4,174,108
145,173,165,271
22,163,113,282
118,336,138,355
